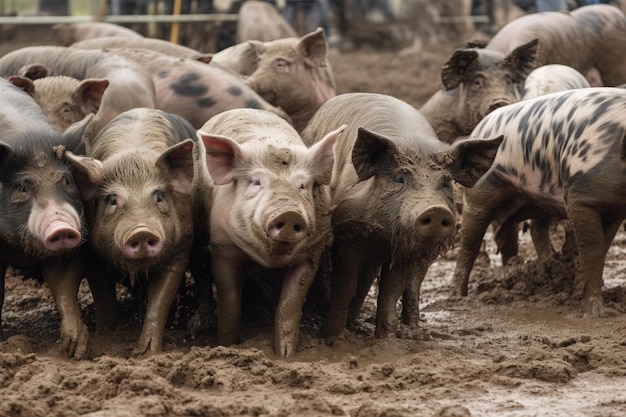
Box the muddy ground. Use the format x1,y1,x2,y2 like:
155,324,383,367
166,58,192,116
1,19,626,417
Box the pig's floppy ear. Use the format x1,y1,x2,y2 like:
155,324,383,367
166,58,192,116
74,78,109,116
63,113,95,154
504,38,538,82
9,76,35,96
297,27,327,67
352,128,400,181
156,138,195,194
18,63,48,80
196,130,245,185
307,124,345,185
64,151,104,201
433,135,503,188
441,49,480,90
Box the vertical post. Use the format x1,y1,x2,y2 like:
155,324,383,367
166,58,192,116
170,0,182,44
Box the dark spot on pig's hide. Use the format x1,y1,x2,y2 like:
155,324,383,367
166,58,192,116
228,85,243,96
197,97,217,107
171,73,208,97
158,69,170,78
246,99,262,109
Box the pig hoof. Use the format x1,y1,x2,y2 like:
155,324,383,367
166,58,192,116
133,336,160,357
60,324,89,359
583,296,617,319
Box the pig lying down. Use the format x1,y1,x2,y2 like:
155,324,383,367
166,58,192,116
196,108,344,357
453,87,626,318
65,107,197,356
0,77,92,357
301,93,502,340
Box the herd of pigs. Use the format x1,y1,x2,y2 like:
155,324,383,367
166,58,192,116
1,2,626,360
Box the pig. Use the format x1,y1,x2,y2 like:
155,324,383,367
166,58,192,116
244,28,337,133
70,36,212,62
300,93,503,340
420,39,538,144
452,87,626,318
52,22,143,46
522,64,591,100
235,0,298,43
486,4,626,86
0,46,156,137
0,77,92,357
64,107,197,356
69,46,290,129
9,74,109,133
211,41,260,76
195,108,344,357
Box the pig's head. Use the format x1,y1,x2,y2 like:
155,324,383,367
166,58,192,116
10,74,109,133
436,38,538,141
0,116,93,258
197,124,344,267
245,28,337,132
65,139,195,272
342,128,503,264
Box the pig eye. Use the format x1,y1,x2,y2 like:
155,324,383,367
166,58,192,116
11,183,29,203
104,194,118,206
472,76,485,88
154,190,165,203
274,59,289,71
394,175,406,184
252,178,262,186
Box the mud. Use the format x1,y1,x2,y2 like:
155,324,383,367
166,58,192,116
1,24,626,417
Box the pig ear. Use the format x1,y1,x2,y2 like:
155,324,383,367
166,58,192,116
9,76,35,96
18,64,48,80
74,78,109,115
504,38,539,81
0,142,15,175
433,135,504,188
156,138,195,194
352,128,400,181
306,124,345,185
297,27,327,67
63,113,95,153
64,151,104,201
196,130,246,185
194,54,213,64
441,49,480,90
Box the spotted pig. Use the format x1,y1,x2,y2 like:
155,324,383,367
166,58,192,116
487,4,626,86
301,93,502,340
420,39,538,144
453,87,626,318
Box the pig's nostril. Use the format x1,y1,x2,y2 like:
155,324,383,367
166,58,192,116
268,211,307,243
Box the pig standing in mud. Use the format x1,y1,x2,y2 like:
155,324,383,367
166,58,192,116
453,88,626,318
196,108,344,357
69,46,289,129
65,108,197,355
213,28,336,133
0,77,92,357
486,4,626,86
10,74,109,133
420,39,538,144
300,93,502,340
0,46,155,137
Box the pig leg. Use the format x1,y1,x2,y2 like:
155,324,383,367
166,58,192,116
530,217,555,261
375,265,410,339
85,249,120,330
495,219,519,266
275,254,321,358
400,263,429,329
347,262,381,331
211,250,245,348
133,252,189,356
41,254,89,359
0,260,6,340
321,242,367,340
568,204,619,317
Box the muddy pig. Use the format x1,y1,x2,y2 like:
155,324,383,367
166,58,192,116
69,46,290,129
486,4,626,86
300,93,502,340
0,46,156,137
420,39,538,144
244,28,337,133
10,74,109,133
64,108,197,356
0,77,92,357
196,108,344,357
453,87,626,318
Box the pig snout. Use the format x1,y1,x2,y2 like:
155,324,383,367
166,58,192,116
44,220,82,250
267,211,308,243
415,206,455,239
123,226,163,259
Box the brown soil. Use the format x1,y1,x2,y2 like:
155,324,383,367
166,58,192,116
2,22,626,417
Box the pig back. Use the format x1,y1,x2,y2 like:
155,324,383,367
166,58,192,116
301,93,444,198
